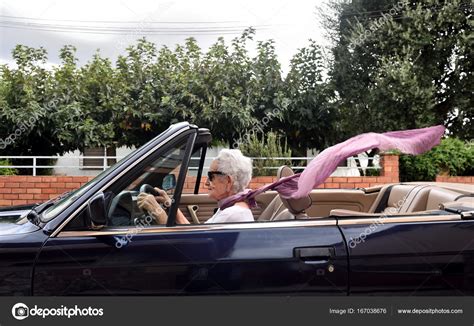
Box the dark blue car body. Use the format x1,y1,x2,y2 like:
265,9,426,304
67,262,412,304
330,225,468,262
1,122,473,295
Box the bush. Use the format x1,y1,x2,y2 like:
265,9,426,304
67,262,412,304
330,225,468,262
364,167,381,177
239,131,292,176
400,138,474,181
0,159,18,175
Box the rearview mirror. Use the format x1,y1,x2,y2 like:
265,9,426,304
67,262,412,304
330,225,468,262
162,174,177,191
87,193,107,229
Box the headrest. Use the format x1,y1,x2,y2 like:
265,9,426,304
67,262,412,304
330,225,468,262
277,165,294,179
277,165,312,215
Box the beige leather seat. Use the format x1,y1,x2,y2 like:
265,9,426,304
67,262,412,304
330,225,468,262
257,192,286,221
403,186,462,212
331,184,431,217
258,166,312,221
331,184,468,217
368,184,428,214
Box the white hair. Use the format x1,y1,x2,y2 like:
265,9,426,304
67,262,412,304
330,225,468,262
214,149,253,193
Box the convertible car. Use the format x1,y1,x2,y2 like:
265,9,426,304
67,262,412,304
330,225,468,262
1,122,473,295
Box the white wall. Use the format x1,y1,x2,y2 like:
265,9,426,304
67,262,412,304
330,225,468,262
53,146,135,176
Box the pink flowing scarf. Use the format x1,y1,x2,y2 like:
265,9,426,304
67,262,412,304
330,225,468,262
219,125,445,210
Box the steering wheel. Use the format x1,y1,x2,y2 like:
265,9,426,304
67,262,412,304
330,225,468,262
140,184,161,196
140,184,173,207
138,184,170,225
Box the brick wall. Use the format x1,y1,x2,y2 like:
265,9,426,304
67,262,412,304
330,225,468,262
0,176,93,207
436,176,474,184
0,154,400,207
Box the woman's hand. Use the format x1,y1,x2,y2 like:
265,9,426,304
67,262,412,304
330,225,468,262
137,193,167,224
152,187,173,208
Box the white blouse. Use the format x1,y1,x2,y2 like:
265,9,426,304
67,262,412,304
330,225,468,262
205,205,254,224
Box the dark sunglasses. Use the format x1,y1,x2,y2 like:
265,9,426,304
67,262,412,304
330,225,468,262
207,171,226,181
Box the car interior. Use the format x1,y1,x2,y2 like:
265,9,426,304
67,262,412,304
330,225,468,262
64,123,473,230
65,160,473,231
178,165,473,224
95,127,473,227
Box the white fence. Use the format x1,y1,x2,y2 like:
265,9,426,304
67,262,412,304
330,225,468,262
0,155,380,176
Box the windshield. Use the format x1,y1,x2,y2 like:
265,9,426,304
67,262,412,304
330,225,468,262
40,149,135,222
41,178,97,222
40,124,185,223
105,135,206,227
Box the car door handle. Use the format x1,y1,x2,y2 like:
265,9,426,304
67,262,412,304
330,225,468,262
294,247,335,263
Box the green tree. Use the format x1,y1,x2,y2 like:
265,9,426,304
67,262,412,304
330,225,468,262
0,45,59,156
322,0,472,140
0,29,328,167
250,39,287,127
283,40,337,154
320,0,397,140
115,38,164,147
197,29,257,144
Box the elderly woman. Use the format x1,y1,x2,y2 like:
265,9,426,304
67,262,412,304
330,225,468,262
138,149,254,224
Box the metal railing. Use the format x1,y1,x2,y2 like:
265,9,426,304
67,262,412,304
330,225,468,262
0,156,125,176
0,155,380,176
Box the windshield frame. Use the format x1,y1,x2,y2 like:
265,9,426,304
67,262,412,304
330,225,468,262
43,122,196,233
40,145,144,223
41,180,97,222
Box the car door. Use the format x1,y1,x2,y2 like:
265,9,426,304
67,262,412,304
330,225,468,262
339,211,474,295
33,126,199,295
33,218,348,295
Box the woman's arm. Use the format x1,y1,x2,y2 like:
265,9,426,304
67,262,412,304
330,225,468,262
175,208,190,224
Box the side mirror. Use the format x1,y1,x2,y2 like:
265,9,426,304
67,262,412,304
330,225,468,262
87,192,107,229
162,174,177,191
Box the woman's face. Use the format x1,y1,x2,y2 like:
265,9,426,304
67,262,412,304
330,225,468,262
205,160,233,201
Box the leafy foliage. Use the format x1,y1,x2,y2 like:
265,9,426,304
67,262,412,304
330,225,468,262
0,159,17,175
239,131,292,176
283,40,337,154
1,6,473,181
400,138,474,181
1,30,310,156
321,0,473,141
